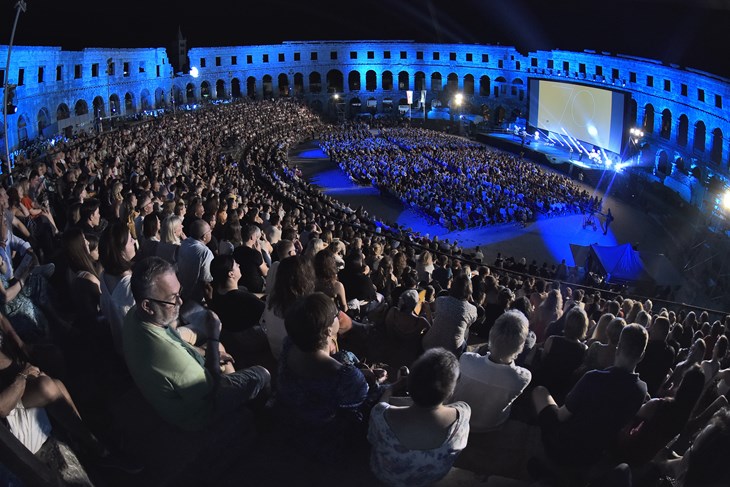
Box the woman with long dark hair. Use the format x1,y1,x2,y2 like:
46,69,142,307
261,256,314,360
98,222,136,354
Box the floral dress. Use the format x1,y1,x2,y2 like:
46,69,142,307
1,273,49,343
368,401,471,487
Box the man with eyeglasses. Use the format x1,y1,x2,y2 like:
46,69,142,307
123,257,270,432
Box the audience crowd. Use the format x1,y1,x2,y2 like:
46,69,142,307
0,98,727,486
321,125,592,230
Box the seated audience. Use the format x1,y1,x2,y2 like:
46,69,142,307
384,289,431,370
532,324,648,470
123,257,270,431
275,293,373,458
451,310,531,431
422,275,477,355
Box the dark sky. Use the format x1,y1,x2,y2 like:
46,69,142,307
2,0,729,77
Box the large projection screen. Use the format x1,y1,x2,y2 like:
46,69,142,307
528,79,626,154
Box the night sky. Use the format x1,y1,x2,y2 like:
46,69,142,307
1,0,728,78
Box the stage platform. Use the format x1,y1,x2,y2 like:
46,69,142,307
474,131,635,175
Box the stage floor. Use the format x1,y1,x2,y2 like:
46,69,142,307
476,131,636,173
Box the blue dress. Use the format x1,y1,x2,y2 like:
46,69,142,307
275,338,370,460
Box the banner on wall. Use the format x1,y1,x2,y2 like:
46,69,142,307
406,90,413,105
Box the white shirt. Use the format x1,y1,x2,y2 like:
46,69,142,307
451,352,531,432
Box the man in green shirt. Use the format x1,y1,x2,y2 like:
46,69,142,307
123,257,270,431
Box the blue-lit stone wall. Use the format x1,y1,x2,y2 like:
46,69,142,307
185,41,729,172
2,41,728,176
0,45,172,152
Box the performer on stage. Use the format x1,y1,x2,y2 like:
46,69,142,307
601,208,614,235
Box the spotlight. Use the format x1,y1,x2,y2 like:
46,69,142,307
723,191,730,211
189,66,199,78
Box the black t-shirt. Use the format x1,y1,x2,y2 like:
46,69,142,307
636,341,676,397
556,367,647,465
233,245,265,293
208,289,265,333
338,269,377,302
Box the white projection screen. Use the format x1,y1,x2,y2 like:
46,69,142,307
528,79,626,154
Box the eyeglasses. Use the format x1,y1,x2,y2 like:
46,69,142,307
145,291,183,307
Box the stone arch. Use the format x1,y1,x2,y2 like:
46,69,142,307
140,89,152,110
92,96,106,118
262,75,273,99
660,108,671,140
309,71,322,93
17,115,28,143
694,120,706,153
711,128,723,164
677,114,689,147
74,99,89,116
246,77,256,98
109,94,120,115
37,107,51,135
382,71,393,91
186,83,196,103
326,69,343,93
278,74,290,97
463,74,475,95
293,73,304,95
349,97,361,115
57,103,70,121
431,72,443,92
348,70,361,91
154,88,165,108
365,70,377,91
216,79,226,99
415,71,426,91
171,86,183,105
200,81,211,100
656,149,670,174
398,71,409,91
445,73,458,96
231,78,242,98
643,104,655,135
495,105,506,124
512,78,524,100
481,104,490,121
479,76,491,96
494,76,507,97
124,92,135,113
